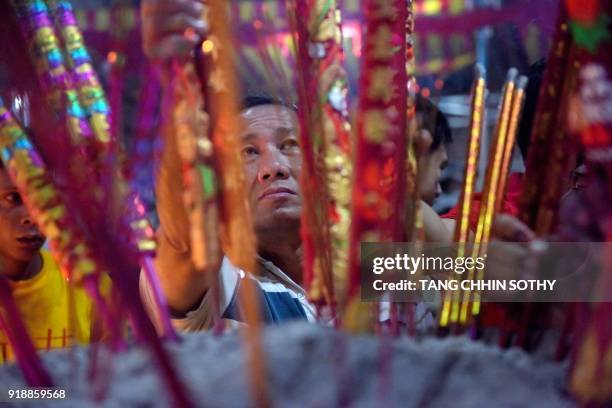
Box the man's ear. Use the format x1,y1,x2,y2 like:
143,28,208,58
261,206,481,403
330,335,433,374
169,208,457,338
415,129,433,156
408,115,432,156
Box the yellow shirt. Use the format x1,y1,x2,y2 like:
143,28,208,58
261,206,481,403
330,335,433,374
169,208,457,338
0,250,103,364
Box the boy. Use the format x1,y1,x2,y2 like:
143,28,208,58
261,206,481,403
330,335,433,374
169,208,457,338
414,95,452,206
0,161,104,363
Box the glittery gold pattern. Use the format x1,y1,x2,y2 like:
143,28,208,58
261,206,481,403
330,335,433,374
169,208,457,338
289,0,353,306
345,0,408,330
48,0,110,145
172,60,221,272
46,0,157,257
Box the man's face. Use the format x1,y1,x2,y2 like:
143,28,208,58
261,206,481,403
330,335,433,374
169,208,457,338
238,104,302,236
0,168,45,266
417,129,448,205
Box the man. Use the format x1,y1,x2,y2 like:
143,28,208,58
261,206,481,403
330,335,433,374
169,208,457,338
140,0,536,330
0,162,104,363
140,0,438,329
141,92,317,329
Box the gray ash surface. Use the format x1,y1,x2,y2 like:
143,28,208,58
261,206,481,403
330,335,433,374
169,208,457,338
0,323,574,407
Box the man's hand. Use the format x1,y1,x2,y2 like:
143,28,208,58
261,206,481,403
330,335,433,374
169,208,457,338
141,0,208,63
140,0,216,316
484,214,538,300
491,213,536,243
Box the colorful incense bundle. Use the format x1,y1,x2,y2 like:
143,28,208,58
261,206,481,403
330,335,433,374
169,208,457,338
12,2,192,405
439,64,486,328
12,1,106,238
46,0,158,265
0,100,120,342
13,0,176,341
0,104,82,272
47,0,159,258
128,66,178,340
11,1,91,167
288,0,352,307
345,0,408,329
47,0,111,145
53,0,175,341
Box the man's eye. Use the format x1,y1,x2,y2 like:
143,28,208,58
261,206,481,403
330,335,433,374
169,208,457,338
4,192,23,206
242,146,258,157
281,138,299,150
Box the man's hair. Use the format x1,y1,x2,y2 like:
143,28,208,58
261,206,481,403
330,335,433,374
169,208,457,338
516,59,546,159
415,94,452,152
241,94,297,112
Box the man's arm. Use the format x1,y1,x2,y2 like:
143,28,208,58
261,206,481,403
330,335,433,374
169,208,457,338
142,0,213,315
155,114,211,315
420,200,456,242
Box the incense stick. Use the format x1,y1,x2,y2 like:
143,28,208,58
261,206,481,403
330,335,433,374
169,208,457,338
47,0,177,341
12,3,192,404
345,0,409,330
495,76,528,213
287,0,336,308
468,75,528,321
199,1,267,405
463,69,518,321
439,64,486,328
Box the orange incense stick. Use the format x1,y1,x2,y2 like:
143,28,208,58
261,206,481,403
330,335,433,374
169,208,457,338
204,1,266,405
468,75,528,321
495,76,528,213
439,64,486,328
462,69,518,321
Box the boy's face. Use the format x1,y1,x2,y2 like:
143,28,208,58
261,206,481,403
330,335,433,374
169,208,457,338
0,168,45,265
414,113,448,206
418,140,448,205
